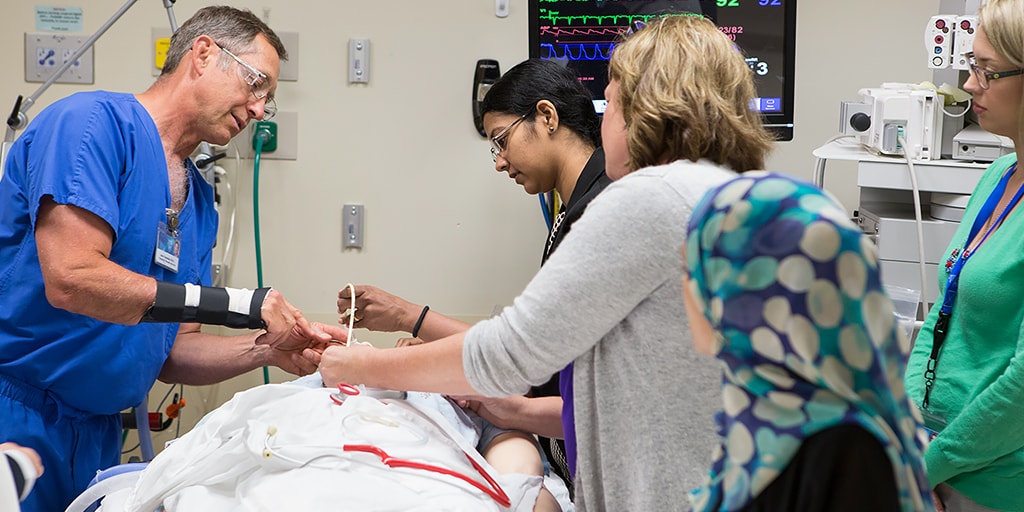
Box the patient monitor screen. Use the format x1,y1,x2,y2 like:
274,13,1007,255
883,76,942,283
528,0,797,140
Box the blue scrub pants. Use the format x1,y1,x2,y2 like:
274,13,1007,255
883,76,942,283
0,373,121,512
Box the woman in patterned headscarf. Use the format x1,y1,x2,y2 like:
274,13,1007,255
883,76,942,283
683,171,932,512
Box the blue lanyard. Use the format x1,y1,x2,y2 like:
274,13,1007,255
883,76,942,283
923,162,1021,408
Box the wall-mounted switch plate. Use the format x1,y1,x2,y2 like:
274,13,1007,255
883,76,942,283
348,38,370,83
343,204,364,249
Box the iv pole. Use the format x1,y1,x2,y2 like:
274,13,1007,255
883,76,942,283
0,0,179,179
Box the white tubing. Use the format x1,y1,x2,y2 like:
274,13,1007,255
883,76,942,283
0,455,21,512
63,471,141,512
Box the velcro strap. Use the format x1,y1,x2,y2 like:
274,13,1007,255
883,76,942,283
142,281,269,329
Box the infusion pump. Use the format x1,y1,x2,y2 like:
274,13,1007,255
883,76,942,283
839,83,943,161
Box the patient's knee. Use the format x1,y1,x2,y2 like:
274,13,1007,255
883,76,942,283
480,431,544,476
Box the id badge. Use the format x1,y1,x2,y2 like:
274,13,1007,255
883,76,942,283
154,221,180,273
920,408,948,442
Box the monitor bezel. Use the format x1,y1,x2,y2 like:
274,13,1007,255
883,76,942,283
527,0,797,141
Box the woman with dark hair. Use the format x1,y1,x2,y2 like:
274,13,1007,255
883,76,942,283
479,58,606,260
336,58,611,502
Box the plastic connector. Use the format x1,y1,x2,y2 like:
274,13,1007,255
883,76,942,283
252,121,277,152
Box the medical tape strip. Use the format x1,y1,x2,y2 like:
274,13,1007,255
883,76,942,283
142,281,269,329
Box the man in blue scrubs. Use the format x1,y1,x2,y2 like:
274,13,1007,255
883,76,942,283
0,7,344,511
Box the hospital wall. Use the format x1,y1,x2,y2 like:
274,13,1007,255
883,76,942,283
0,0,940,458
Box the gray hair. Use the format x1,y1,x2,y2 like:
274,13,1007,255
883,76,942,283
160,5,287,77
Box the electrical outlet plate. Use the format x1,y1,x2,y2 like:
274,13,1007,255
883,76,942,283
25,32,94,84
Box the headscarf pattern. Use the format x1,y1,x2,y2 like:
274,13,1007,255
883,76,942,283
685,172,931,511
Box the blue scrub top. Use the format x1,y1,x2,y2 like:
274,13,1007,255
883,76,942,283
0,91,217,416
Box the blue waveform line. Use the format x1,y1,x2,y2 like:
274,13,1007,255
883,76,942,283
539,43,615,61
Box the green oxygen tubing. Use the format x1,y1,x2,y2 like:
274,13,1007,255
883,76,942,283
252,124,274,385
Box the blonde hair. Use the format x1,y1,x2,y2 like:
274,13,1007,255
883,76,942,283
979,0,1024,145
608,15,774,172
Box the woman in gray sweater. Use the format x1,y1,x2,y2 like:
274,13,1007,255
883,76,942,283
318,15,775,511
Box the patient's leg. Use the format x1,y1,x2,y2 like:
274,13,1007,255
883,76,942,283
481,431,560,512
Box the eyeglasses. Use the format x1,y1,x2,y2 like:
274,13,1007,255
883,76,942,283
215,42,278,120
965,52,1024,90
625,19,647,36
489,114,528,162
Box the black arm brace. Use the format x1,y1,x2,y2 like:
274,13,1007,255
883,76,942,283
140,281,269,329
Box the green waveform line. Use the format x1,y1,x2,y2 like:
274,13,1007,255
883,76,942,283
540,10,700,25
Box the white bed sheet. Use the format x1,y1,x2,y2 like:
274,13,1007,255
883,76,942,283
105,383,547,512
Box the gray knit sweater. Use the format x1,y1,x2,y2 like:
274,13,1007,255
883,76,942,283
464,159,732,511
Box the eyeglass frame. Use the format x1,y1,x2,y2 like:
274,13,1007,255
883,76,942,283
489,114,529,162
215,42,278,120
964,52,1024,90
625,19,647,36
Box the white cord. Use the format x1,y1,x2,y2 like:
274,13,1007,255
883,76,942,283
813,134,858,188
897,134,931,318
261,404,431,466
259,434,350,466
221,177,236,265
210,145,241,285
261,428,481,511
346,283,356,335
341,410,430,447
221,145,243,266
941,98,971,118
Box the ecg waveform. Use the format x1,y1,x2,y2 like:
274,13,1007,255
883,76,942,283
540,11,664,26
539,43,615,61
537,9,700,62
